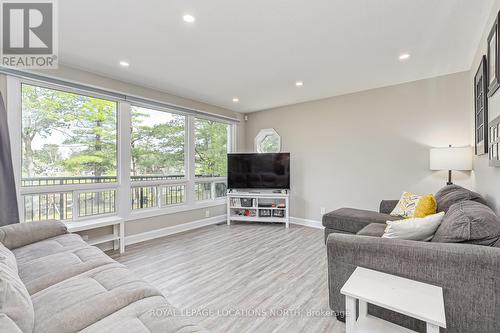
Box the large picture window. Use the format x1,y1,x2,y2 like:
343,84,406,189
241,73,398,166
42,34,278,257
131,106,185,181
21,84,117,186
130,106,187,211
195,118,229,201
20,83,118,222
12,79,234,222
195,118,229,177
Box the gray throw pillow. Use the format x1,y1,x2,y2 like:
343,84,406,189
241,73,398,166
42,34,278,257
434,185,487,213
432,201,500,246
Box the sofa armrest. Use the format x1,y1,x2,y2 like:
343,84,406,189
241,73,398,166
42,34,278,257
379,199,399,214
0,220,68,250
327,234,500,332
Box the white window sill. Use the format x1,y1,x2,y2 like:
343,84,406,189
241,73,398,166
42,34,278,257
127,199,226,221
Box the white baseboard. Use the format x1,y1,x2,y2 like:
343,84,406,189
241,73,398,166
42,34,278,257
290,216,323,229
125,214,227,246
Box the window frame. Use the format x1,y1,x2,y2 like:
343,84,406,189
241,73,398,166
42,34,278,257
193,116,232,203
7,76,234,224
10,77,121,223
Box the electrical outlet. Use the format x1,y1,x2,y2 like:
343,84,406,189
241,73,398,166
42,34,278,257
205,210,210,218
320,207,326,215
82,235,89,241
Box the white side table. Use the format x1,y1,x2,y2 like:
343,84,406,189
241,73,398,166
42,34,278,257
341,267,446,333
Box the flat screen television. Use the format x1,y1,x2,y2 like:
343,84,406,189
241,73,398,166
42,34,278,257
228,153,290,189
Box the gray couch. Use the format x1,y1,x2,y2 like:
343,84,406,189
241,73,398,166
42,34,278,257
322,201,401,242
0,221,208,333
325,185,500,333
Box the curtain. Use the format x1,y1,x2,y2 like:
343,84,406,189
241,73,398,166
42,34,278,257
0,92,19,225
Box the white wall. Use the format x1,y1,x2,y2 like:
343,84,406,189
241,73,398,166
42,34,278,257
470,0,500,213
244,72,473,222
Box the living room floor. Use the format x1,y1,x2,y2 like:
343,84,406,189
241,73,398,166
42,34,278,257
111,223,344,333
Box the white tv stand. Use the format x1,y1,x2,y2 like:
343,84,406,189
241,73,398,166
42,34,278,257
227,190,290,228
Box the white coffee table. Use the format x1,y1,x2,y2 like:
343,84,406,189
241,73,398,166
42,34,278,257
340,267,446,333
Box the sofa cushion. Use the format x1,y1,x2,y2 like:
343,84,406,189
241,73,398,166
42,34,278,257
434,185,487,213
0,314,23,332
493,238,500,247
323,208,400,234
0,242,17,274
324,228,353,243
80,296,208,333
432,201,500,246
18,245,115,295
356,223,386,237
0,221,67,250
31,263,163,333
379,200,399,214
12,233,87,265
0,254,34,333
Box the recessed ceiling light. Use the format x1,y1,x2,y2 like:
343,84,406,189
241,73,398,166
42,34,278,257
119,61,130,67
399,53,411,61
232,97,239,103
295,81,304,87
183,14,195,23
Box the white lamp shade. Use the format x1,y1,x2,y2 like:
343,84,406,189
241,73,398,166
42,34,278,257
429,146,472,171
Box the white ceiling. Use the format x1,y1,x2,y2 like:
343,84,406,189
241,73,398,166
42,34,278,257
59,0,493,113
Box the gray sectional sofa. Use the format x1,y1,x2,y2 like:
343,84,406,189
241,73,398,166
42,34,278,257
0,221,208,333
325,185,500,333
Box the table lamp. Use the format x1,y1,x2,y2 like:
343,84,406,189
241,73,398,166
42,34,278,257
430,145,472,185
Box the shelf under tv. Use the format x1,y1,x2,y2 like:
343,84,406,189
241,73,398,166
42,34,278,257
227,190,290,228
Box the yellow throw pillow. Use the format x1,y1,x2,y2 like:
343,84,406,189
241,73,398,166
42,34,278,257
413,194,437,218
390,192,437,218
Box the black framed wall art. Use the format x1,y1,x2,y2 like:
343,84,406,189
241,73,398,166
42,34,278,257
488,12,500,97
475,56,489,155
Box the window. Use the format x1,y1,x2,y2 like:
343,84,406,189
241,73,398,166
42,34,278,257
20,83,118,221
21,84,117,185
130,106,187,211
195,182,212,201
195,118,229,178
195,118,229,200
130,106,185,181
161,185,186,206
131,186,157,210
215,182,227,198
11,78,234,223
78,190,116,217
23,192,72,222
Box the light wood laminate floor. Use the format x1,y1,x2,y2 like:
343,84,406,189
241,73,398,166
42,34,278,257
111,222,345,333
